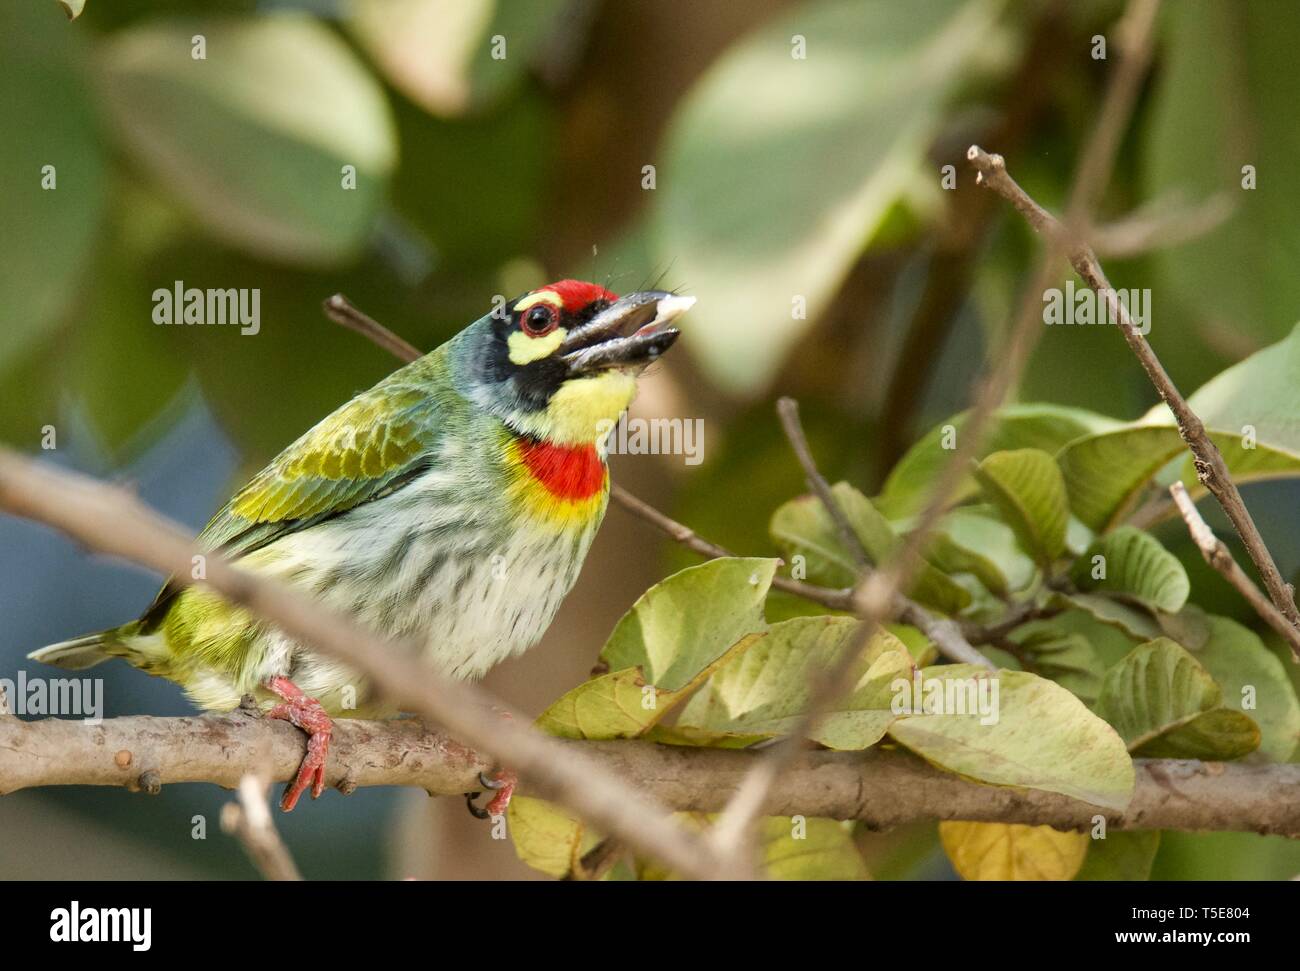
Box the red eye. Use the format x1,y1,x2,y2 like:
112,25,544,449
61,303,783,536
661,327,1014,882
522,303,558,337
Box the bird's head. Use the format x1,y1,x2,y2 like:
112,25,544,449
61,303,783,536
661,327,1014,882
456,280,693,446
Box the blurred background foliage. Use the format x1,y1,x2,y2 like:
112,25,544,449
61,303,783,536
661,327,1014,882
4,0,1300,880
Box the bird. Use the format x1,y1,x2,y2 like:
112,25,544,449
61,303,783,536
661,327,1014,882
29,280,693,813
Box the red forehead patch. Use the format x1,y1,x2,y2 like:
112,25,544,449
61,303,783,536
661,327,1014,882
539,279,618,312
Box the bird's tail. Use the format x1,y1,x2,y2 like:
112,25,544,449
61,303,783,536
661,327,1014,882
28,623,143,671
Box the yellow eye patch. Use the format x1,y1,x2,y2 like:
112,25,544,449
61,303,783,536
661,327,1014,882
514,291,564,313
508,327,566,364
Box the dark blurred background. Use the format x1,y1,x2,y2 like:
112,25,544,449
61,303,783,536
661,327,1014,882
4,0,1300,879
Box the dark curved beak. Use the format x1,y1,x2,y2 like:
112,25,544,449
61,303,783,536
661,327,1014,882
560,291,693,375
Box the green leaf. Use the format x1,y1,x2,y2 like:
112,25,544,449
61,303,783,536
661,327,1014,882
65,185,190,457
877,404,1121,519
599,558,777,692
939,821,1089,881
760,817,870,880
676,617,914,750
926,505,1037,596
653,0,1008,393
1056,592,1161,642
1070,526,1190,614
1075,831,1161,881
99,14,396,265
0,3,105,369
769,482,971,614
972,449,1069,563
1059,325,1300,530
887,665,1135,810
1144,1,1300,354
346,0,566,117
1097,638,1261,759
1011,625,1106,706
1191,615,1300,761
537,558,777,741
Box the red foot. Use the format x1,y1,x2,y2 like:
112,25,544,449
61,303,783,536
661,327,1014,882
265,675,333,812
484,767,518,818
485,709,515,816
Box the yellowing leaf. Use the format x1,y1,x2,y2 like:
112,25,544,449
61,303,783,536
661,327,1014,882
888,665,1135,810
538,636,763,741
677,617,914,749
940,821,1088,881
537,559,777,741
506,796,599,878
761,817,870,880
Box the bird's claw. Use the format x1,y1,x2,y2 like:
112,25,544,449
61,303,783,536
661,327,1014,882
465,790,490,820
264,675,333,812
464,767,517,819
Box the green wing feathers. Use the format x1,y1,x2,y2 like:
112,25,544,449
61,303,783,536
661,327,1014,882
28,356,451,671
200,382,443,557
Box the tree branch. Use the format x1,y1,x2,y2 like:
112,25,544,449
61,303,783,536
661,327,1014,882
967,143,1300,661
1169,482,1300,652
0,450,725,881
220,773,303,882
322,295,423,365
4,714,1298,838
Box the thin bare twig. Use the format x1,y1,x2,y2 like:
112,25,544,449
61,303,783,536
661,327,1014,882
1169,482,1300,653
609,485,857,610
322,295,423,364
220,772,303,881
776,397,870,568
969,167,1300,657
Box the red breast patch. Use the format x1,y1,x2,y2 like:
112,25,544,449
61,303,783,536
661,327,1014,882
517,437,607,501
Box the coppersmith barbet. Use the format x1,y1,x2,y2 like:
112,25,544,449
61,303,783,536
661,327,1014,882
29,281,693,812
